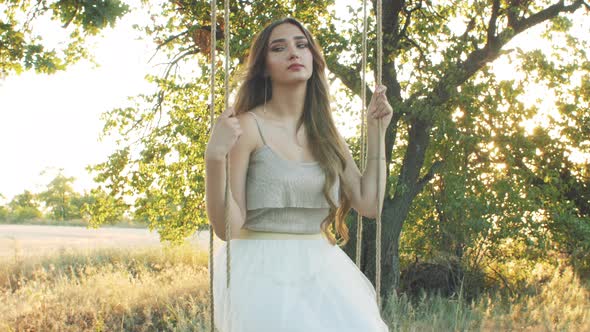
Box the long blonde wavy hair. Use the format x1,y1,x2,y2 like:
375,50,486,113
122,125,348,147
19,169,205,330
233,18,352,246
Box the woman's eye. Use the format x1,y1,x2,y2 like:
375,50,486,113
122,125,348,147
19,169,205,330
271,46,285,52
297,43,309,48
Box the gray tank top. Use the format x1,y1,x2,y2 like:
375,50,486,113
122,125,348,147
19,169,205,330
243,112,340,234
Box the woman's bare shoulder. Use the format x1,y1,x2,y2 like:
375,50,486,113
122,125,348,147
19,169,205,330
235,107,264,150
235,107,259,132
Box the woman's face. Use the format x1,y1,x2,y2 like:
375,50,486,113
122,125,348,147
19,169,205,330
265,23,313,85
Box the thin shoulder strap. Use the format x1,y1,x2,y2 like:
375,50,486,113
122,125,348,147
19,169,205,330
246,111,267,145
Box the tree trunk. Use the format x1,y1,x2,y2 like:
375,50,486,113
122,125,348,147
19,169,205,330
343,113,434,305
343,192,415,304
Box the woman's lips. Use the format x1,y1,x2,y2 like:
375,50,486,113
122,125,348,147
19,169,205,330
288,64,304,70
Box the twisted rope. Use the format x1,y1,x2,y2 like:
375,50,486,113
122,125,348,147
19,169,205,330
375,0,384,310
209,1,232,331
355,0,369,269
209,1,217,331
223,0,231,292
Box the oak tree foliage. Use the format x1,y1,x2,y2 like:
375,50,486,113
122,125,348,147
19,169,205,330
0,0,129,76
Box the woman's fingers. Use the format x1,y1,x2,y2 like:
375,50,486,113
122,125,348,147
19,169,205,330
222,106,235,118
374,84,386,94
371,110,389,119
370,100,391,116
213,107,242,145
368,85,392,120
215,107,235,123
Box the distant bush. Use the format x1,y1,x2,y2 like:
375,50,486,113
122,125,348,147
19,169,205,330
11,206,42,223
0,206,8,222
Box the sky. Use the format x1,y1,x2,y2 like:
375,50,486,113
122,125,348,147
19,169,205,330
0,2,156,202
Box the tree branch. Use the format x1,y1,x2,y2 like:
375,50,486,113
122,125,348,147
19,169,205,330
487,0,501,48
153,47,200,113
329,60,374,103
460,17,476,40
26,1,51,28
156,29,191,51
510,0,585,33
393,0,422,46
396,118,431,199
417,160,445,192
430,0,587,107
62,1,81,29
507,0,520,28
402,35,427,65
390,0,426,69
424,0,446,20
121,47,199,139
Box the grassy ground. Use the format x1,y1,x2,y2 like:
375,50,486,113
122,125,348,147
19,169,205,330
0,219,147,228
1,245,588,331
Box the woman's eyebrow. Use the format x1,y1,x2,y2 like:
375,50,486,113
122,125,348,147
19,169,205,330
269,35,307,45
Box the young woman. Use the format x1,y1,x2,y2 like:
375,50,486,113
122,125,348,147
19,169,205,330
205,17,392,332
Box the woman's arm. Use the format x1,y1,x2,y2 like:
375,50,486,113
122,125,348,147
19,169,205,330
205,158,245,241
361,127,387,218
205,110,255,241
340,85,392,219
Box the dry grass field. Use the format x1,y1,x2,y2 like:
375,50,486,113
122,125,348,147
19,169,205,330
0,225,589,331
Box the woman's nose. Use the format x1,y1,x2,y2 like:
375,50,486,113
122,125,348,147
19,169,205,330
288,45,300,59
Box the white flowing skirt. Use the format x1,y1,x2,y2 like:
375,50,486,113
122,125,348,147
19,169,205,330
211,232,389,332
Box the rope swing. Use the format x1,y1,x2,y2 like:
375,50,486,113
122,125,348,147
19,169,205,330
208,0,216,328
356,0,384,310
208,0,232,330
375,0,384,310
355,0,369,271
208,0,384,329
